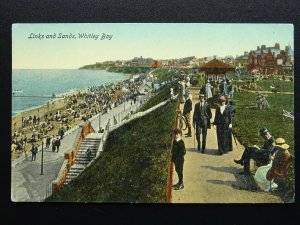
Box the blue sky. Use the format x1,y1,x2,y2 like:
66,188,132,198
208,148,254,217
12,23,294,69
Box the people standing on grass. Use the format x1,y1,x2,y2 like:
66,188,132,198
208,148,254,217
213,96,233,155
183,90,193,137
227,80,234,98
233,127,275,175
193,93,212,153
171,128,186,190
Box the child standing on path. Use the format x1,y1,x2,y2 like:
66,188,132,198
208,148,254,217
171,128,186,190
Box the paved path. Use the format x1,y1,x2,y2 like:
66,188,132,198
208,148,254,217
11,96,147,202
172,89,283,203
239,88,294,95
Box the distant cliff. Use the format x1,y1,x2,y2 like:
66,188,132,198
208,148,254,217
79,64,152,74
79,64,108,70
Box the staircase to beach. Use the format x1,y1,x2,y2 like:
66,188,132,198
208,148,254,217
64,137,101,185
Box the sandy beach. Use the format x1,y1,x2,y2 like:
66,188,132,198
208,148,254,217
12,98,66,132
11,96,87,161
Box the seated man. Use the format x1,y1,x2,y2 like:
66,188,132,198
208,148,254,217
233,127,276,175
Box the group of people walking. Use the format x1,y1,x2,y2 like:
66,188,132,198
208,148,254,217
182,89,234,155
172,88,235,190
171,84,291,192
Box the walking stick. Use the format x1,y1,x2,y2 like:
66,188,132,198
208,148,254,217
232,131,239,151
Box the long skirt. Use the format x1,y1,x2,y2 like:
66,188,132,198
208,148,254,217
216,124,230,153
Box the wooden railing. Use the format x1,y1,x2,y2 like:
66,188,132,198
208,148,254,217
52,122,94,193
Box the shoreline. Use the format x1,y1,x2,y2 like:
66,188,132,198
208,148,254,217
12,88,86,119
11,86,92,132
11,71,141,160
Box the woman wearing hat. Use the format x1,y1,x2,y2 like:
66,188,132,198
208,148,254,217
255,138,292,191
266,138,292,186
213,96,232,155
234,127,276,175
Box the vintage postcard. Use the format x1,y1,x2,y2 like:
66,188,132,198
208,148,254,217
11,23,294,203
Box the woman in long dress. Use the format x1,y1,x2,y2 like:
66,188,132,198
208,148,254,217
205,81,213,104
213,96,233,155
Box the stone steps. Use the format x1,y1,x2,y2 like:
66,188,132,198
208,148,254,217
64,137,101,185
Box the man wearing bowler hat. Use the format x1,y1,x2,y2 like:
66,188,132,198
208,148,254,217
193,93,212,153
234,127,276,175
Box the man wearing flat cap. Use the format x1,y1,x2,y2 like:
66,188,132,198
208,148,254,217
234,127,276,175
193,93,212,153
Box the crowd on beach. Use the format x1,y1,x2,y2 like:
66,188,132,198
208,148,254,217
11,72,154,158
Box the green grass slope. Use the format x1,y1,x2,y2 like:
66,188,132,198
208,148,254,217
47,100,176,203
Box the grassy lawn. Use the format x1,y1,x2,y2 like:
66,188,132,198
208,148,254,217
233,92,294,151
151,68,174,83
256,80,294,92
233,91,294,201
139,82,179,111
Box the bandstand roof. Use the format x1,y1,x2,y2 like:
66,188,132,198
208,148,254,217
199,59,235,74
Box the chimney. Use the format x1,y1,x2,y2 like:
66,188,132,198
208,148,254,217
275,43,280,50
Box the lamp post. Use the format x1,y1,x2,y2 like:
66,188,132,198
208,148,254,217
98,111,102,133
40,136,46,175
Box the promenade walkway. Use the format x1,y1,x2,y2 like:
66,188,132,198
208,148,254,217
171,89,283,203
11,96,147,202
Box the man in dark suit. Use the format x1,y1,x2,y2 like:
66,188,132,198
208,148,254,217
234,127,275,175
193,94,212,153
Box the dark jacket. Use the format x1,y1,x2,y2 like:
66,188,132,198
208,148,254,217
261,136,276,155
171,139,186,161
183,98,192,115
213,105,232,126
193,102,212,129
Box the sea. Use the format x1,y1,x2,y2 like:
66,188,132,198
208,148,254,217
12,69,127,117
